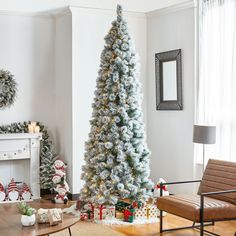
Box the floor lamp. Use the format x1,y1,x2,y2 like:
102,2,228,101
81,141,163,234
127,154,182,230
193,125,216,173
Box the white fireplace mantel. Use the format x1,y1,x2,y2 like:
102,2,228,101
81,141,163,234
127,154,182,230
0,133,42,140
0,133,42,201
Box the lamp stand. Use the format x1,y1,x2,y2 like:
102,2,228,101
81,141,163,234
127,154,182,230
202,144,205,174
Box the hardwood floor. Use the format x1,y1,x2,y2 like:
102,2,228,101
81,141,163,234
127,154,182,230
111,214,236,236
53,213,236,236
15,198,236,235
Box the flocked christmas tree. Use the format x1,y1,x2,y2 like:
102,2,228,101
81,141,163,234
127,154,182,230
80,5,153,205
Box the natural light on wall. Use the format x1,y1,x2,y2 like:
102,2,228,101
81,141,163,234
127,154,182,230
195,0,236,163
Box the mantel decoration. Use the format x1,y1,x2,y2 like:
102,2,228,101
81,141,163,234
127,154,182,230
0,121,56,190
80,5,153,205
0,69,17,109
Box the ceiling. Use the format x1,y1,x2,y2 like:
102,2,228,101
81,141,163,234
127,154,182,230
0,0,193,13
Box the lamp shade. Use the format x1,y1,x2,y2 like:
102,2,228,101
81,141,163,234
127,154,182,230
193,125,216,144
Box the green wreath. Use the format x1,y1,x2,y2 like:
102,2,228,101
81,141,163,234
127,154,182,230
0,69,17,109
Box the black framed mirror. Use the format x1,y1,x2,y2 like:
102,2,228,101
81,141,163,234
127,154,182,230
155,49,183,110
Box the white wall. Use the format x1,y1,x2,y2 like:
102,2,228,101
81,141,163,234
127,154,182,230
55,12,73,190
0,14,56,136
0,4,196,195
147,5,196,193
0,0,193,14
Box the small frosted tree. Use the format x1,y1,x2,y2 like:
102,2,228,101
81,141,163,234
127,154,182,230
80,5,153,205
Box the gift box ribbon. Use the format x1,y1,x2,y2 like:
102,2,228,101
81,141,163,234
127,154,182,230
146,206,150,219
99,205,106,220
87,210,94,219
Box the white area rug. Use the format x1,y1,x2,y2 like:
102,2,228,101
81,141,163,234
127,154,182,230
63,204,159,225
95,217,159,225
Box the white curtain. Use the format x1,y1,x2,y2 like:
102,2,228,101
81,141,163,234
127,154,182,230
196,0,236,163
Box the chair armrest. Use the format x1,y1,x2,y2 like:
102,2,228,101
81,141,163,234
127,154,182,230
201,189,236,196
159,180,201,196
161,180,201,186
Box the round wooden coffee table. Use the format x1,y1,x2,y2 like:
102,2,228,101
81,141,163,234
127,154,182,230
0,200,80,236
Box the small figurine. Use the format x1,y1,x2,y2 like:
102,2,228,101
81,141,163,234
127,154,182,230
153,178,169,216
8,178,19,201
153,178,169,198
0,182,6,202
52,173,64,185
51,158,70,204
21,182,32,201
52,184,69,204
53,159,66,177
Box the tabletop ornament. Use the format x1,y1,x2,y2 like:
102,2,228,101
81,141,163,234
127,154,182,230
0,182,6,202
8,178,19,201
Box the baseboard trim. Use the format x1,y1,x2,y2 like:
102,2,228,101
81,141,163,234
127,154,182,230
41,189,80,201
40,189,52,196
68,193,80,201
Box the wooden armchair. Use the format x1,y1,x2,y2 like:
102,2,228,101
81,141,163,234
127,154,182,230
157,159,236,236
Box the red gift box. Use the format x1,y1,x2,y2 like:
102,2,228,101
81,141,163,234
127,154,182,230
124,208,135,223
80,212,89,221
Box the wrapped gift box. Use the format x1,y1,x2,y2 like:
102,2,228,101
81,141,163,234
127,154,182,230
37,208,49,223
80,212,89,221
38,208,63,224
94,205,116,221
115,200,131,212
80,210,94,221
87,210,94,220
115,211,124,220
124,208,135,223
135,205,158,219
94,205,107,221
47,208,63,226
105,205,116,220
135,207,146,219
149,205,158,218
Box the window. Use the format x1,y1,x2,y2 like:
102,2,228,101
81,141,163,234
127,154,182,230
195,0,236,163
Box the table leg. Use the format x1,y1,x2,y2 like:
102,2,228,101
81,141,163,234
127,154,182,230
68,227,72,236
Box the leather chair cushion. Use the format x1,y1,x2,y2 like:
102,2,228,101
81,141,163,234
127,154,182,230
198,159,236,205
157,194,236,222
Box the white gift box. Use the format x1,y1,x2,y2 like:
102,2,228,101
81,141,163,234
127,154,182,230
93,205,116,220
105,205,116,220
135,205,158,219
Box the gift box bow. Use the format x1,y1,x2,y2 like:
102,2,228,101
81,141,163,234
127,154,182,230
124,208,135,221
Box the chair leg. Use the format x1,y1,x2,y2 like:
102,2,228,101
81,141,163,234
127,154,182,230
160,210,163,233
68,227,72,236
200,195,204,236
200,221,204,236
